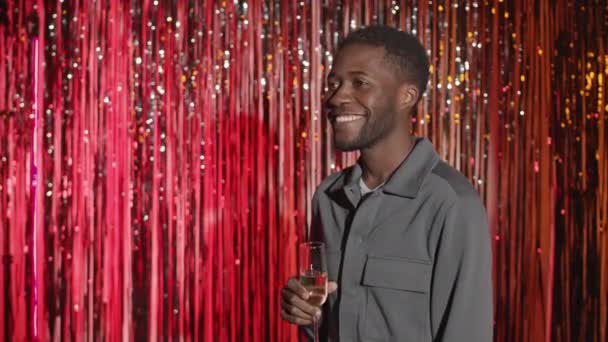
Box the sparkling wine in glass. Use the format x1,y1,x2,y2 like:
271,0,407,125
299,242,328,342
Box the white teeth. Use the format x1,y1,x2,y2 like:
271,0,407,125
335,115,363,123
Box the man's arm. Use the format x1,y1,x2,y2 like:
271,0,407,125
430,195,494,342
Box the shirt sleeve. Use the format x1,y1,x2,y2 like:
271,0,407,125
430,195,494,342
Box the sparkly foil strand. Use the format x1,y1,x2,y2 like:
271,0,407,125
0,1,607,341
31,32,39,342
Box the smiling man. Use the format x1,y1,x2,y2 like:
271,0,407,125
280,26,493,342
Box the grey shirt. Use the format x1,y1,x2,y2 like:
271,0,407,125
310,137,493,342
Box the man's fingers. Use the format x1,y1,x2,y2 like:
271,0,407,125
286,277,308,299
280,276,325,327
280,297,312,321
280,308,313,326
281,287,321,317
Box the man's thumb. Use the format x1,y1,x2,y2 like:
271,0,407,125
328,281,338,294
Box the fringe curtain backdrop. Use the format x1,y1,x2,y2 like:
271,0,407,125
0,0,607,341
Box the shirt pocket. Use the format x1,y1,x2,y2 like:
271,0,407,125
359,255,432,342
362,255,431,292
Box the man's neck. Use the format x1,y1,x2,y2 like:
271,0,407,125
359,134,416,189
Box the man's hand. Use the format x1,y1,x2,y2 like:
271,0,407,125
280,277,338,326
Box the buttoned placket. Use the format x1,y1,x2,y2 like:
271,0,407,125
338,186,383,341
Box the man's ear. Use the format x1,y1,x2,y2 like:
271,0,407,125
398,83,419,111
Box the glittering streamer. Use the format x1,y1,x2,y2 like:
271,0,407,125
1,1,607,342
31,34,39,340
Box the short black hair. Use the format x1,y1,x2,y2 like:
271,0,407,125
338,25,430,98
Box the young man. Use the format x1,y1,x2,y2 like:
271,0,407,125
280,26,493,342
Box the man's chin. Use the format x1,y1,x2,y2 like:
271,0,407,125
333,139,360,152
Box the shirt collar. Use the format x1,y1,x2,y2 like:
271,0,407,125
326,137,439,199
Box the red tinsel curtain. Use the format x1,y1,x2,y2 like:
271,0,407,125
0,1,606,341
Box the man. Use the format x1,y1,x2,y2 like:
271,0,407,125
280,26,493,342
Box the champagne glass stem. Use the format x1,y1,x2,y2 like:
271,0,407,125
313,315,320,342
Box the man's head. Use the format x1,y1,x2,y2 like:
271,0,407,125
325,26,429,151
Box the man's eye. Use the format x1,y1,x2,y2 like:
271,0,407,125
328,81,340,89
353,78,367,87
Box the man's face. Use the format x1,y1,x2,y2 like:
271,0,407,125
324,43,406,152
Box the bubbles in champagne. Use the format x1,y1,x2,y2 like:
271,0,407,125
300,271,328,306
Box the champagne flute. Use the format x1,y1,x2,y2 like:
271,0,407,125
299,242,328,342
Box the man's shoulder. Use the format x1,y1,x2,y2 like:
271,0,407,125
427,160,481,204
427,161,488,235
